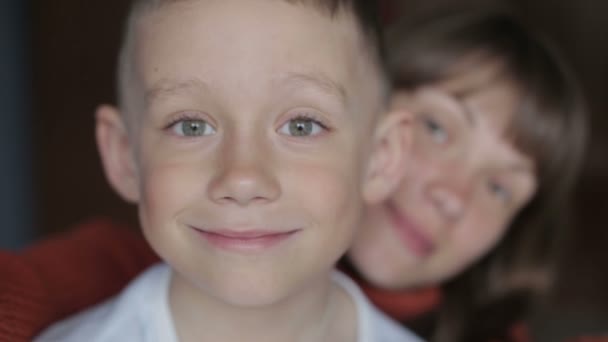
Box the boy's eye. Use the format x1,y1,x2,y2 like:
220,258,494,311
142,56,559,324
487,180,511,204
421,115,448,144
171,119,216,137
278,117,325,137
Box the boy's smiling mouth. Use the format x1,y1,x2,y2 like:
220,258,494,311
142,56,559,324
190,226,302,253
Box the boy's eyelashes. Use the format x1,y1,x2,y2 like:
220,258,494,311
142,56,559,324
170,119,216,137
277,111,332,138
161,109,333,138
164,112,217,137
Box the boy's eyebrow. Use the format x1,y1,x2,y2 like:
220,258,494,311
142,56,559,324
144,72,347,106
281,71,347,106
145,77,210,104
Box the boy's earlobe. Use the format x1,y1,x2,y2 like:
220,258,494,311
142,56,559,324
362,109,413,204
95,105,140,203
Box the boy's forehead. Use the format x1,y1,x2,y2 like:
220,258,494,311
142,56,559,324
136,0,357,37
129,0,383,115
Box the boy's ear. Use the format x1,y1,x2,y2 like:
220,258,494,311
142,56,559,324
362,108,413,204
95,105,140,203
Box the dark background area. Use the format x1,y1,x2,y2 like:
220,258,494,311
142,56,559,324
32,1,137,234
0,0,32,249
2,0,606,339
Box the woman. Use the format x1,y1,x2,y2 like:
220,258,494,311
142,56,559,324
347,7,587,341
0,7,587,342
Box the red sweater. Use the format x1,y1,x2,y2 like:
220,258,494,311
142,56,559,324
0,219,157,341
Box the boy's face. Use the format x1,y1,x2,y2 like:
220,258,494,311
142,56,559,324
102,0,390,307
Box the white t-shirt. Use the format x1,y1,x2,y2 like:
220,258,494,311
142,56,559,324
36,264,424,342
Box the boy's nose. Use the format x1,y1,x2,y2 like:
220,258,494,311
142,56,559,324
207,142,281,206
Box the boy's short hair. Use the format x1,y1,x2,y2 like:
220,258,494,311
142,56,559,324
117,0,387,116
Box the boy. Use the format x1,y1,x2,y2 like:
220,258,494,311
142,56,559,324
35,0,419,341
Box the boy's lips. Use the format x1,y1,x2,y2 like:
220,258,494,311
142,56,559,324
190,226,301,253
385,202,434,258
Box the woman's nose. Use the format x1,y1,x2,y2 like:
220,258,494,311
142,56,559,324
426,177,471,221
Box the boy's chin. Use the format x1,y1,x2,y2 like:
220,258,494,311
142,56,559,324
216,286,294,308
183,269,329,309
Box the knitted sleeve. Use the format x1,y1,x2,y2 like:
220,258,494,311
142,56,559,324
0,218,158,342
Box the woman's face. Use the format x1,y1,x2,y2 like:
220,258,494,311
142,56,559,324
348,63,538,289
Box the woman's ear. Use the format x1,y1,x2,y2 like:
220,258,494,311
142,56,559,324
95,105,140,203
362,108,413,205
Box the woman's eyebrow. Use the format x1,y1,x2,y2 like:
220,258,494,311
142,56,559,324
452,94,476,126
430,88,477,126
504,162,535,173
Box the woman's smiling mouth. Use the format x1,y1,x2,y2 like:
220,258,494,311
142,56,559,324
385,202,435,258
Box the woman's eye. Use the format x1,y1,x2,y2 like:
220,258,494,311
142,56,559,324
422,116,448,144
487,180,511,204
171,119,216,137
278,117,325,137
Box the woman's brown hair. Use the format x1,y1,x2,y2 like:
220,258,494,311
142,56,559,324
386,6,588,342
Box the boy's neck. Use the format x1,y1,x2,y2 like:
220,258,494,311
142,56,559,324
169,270,357,342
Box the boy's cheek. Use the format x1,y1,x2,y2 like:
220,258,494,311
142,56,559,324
286,160,365,215
137,159,204,210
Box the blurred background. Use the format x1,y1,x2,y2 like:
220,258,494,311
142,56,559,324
0,0,606,339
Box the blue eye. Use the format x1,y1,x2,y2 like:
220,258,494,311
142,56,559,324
487,180,511,203
278,116,326,137
171,119,216,137
422,116,448,144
